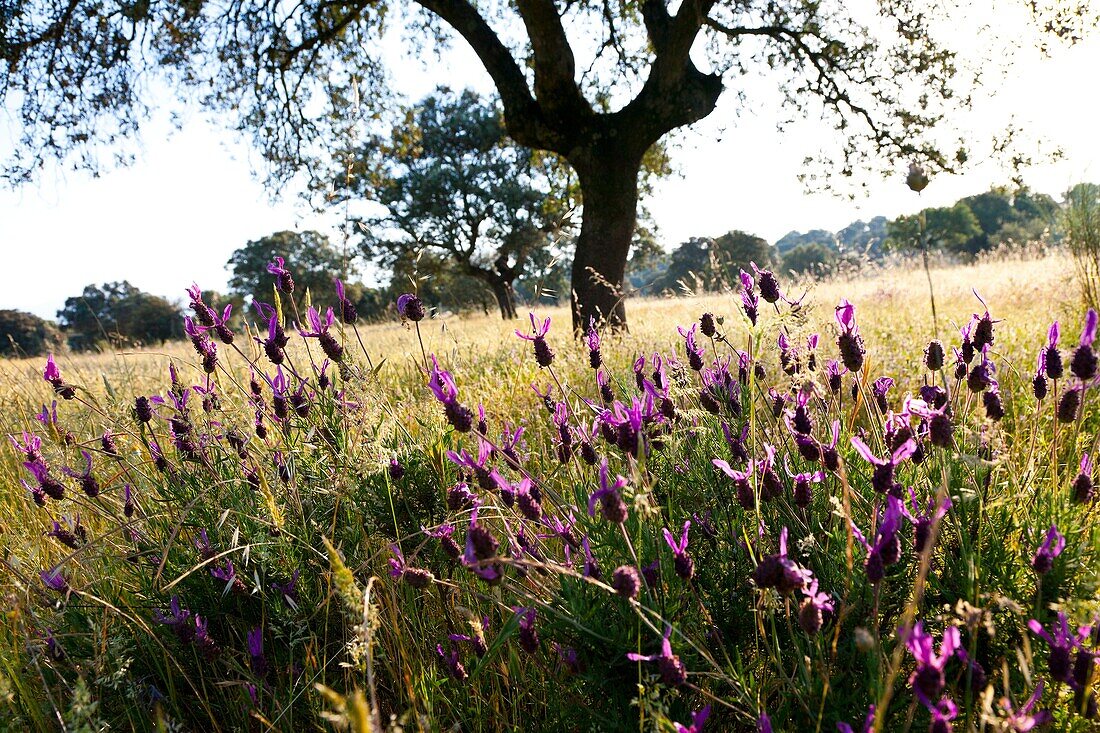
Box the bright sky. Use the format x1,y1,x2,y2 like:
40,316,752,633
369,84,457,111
2,12,1099,320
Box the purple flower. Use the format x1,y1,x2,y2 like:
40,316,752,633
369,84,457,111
299,306,343,362
752,261,782,304
798,577,834,635
580,535,601,579
627,624,687,686
43,354,75,399
675,706,710,733
266,256,295,293
424,523,462,560
1072,309,1099,380
756,713,773,733
247,626,267,676
851,496,906,583
871,376,894,413
663,520,694,581
903,622,960,699
155,596,195,643
585,319,602,368
788,463,825,509
428,356,474,432
514,606,539,654
271,570,300,607
611,565,642,599
835,300,865,373
40,567,69,594
836,705,876,733
62,450,99,498
751,527,812,595
333,278,358,324
396,293,425,322
739,269,759,324
462,508,502,583
10,432,43,462
899,487,951,553
1042,320,1063,379
714,458,756,509
850,436,916,495
388,544,434,588
1073,452,1095,503
1031,524,1065,575
184,316,218,373
588,458,629,524
436,643,468,681
678,323,705,371
997,682,1051,731
825,359,846,393
1028,613,1088,685
23,459,65,501
516,313,554,368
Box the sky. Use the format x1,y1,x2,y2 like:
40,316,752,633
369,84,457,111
2,10,1099,320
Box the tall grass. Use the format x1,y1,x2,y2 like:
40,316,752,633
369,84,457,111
0,251,1097,732
1065,184,1100,309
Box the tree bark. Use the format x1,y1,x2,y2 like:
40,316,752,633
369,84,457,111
489,279,519,320
568,143,643,332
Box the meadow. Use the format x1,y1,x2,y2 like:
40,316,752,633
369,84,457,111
1,249,1098,732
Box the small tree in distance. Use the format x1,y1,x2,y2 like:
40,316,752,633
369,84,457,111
227,231,350,310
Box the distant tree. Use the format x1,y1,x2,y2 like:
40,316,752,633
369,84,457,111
57,282,182,350
783,243,838,276
835,217,889,255
227,231,350,310
0,310,62,357
346,90,561,320
775,229,836,254
655,230,773,294
887,203,983,257
389,250,499,316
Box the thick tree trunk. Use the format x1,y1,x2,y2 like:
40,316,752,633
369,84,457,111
570,147,642,332
490,279,518,320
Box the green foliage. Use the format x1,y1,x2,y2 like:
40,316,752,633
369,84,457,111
55,282,183,350
0,310,61,357
226,230,350,309
1064,183,1100,308
653,231,773,294
887,202,983,255
782,242,838,275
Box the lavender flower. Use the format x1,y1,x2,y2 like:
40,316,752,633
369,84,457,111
436,643,468,681
299,306,343,362
24,460,65,500
752,262,782,304
10,432,43,462
1032,525,1065,575
611,565,642,599
871,377,894,413
627,624,687,686
798,578,834,635
925,340,945,371
1058,386,1082,422
333,278,358,324
1071,309,1098,380
751,527,811,595
388,544,434,589
971,290,995,350
40,567,69,594
424,524,462,560
678,323,705,371
1028,613,1088,685
247,626,267,676
674,706,710,733
155,596,195,643
1042,321,1063,379
186,283,217,327
825,359,845,393
850,436,917,495
1033,354,1049,401
516,313,554,368
851,497,905,584
586,319,602,368
396,293,425,322
822,420,842,471
835,300,865,373
43,354,75,399
428,356,474,432
1073,453,1094,503
267,256,295,294
900,488,951,554
789,466,825,509
997,682,1052,731
588,458,629,524
740,270,759,325
904,622,960,699
836,705,876,733
515,607,539,654
663,520,694,581
63,450,99,498
184,316,218,373
714,458,756,509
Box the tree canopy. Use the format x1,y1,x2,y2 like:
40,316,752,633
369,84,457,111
0,310,62,357
227,231,351,308
56,282,182,350
3,0,1094,328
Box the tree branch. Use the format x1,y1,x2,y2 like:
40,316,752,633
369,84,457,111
514,0,591,121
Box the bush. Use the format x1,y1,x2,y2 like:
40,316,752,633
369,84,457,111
0,309,62,357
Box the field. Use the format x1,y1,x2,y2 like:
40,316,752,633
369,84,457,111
1,250,1098,732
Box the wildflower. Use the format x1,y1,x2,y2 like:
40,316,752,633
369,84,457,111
925,340,945,371
758,444,784,501
835,300,865,373
917,693,958,733
798,578,834,635
757,713,773,733
850,436,916,495
751,527,811,595
186,283,217,327
247,627,267,676
967,349,995,393
678,323,705,371
396,293,425,322
270,570,299,607
611,565,642,599
155,596,195,643
789,465,825,509
258,310,287,366
267,256,294,294
299,306,343,362
983,383,1005,421
10,431,43,462
184,317,219,373
627,624,687,686
586,320,602,368
333,278,358,324
515,607,539,654
1073,453,1094,503
597,369,614,404
588,458,629,524
787,383,815,434
436,643,468,681
194,616,219,660
740,270,759,324
1028,613,1087,684
449,617,489,658
714,458,756,509
642,559,660,588
446,482,478,511
752,262,782,304
62,450,99,498
851,497,905,583
900,488,951,554
904,622,960,699
997,682,1052,732
23,459,65,501
700,311,717,337
388,545,434,589
463,509,502,583
663,521,694,581
211,559,248,594
40,567,69,594
1033,354,1049,401
1058,386,1082,422
1032,525,1065,575
424,524,461,560
971,291,995,351
675,706,710,733
825,359,845,393
836,705,876,733
43,628,65,661
871,377,894,413
1071,309,1099,380
516,313,554,368
428,356,474,432
43,354,76,399
1042,321,1063,379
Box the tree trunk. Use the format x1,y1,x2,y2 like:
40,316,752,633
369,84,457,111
570,146,642,332
490,279,518,320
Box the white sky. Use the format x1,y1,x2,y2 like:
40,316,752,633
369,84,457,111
1,12,1099,320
